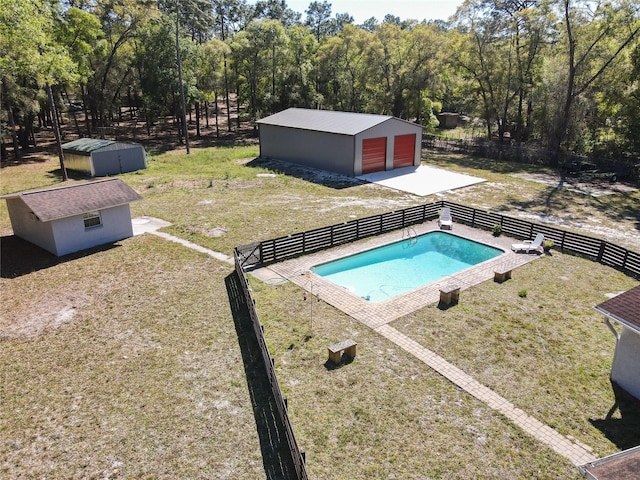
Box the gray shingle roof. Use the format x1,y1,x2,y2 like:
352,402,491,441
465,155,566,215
257,108,394,135
594,284,640,333
1,178,142,222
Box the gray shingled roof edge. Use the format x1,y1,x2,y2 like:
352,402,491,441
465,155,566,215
1,178,142,222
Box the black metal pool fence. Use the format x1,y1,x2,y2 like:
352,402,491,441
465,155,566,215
232,200,639,480
236,200,640,279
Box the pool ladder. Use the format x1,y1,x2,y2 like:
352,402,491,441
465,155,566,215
403,226,418,245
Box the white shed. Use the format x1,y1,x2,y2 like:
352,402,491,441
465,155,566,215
1,179,142,256
62,138,147,177
257,108,423,176
594,285,640,401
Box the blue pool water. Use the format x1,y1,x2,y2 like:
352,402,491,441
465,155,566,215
311,231,503,302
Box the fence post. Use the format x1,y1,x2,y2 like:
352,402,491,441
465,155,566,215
623,249,629,272
598,241,607,263
471,208,476,228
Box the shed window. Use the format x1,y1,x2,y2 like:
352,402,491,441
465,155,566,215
83,211,102,229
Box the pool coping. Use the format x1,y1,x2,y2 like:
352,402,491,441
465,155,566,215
253,221,542,329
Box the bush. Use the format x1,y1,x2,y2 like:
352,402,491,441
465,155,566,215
518,289,528,298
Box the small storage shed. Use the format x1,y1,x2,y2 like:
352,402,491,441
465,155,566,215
594,285,640,401
257,108,423,176
1,178,142,256
62,138,147,176
437,112,459,129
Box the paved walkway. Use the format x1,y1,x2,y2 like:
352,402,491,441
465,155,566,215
376,324,596,466
132,216,597,468
131,216,234,264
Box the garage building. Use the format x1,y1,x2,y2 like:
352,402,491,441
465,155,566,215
62,138,147,177
257,108,423,176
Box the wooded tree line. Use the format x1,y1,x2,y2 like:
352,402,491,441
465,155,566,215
1,0,639,161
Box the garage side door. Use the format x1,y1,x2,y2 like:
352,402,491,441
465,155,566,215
393,134,416,168
362,137,387,174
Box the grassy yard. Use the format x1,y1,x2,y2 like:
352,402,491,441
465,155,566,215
1,235,264,478
1,145,639,478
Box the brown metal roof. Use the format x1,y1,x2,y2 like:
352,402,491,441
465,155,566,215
1,178,142,222
594,285,640,333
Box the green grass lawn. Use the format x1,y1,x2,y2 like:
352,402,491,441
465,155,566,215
1,145,639,478
1,235,264,478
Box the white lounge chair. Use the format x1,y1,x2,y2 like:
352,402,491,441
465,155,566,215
512,233,544,253
438,207,453,230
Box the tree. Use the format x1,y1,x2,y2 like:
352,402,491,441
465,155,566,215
305,0,332,41
0,0,78,162
549,0,640,156
55,7,103,137
81,0,158,136
134,18,180,134
212,0,249,131
450,0,547,141
194,38,230,136
231,19,287,124
316,24,371,111
281,25,319,107
253,0,301,27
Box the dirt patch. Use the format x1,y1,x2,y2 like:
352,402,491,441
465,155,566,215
0,298,84,340
513,172,638,197
184,225,227,238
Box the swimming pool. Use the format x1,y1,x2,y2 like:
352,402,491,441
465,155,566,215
311,231,503,302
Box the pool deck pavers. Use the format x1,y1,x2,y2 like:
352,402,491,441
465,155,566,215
257,221,598,467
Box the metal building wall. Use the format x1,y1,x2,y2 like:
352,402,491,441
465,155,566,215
64,153,94,175
259,124,355,176
92,145,146,176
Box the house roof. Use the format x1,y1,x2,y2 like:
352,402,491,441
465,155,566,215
1,178,142,222
257,108,415,136
580,444,640,480
62,138,118,155
594,284,640,333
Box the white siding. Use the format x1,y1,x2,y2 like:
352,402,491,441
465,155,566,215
50,204,134,256
611,327,640,401
6,198,57,254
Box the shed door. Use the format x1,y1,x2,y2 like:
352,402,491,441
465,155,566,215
393,134,416,168
362,137,387,174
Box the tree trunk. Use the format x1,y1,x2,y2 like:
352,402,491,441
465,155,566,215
6,104,21,161
46,82,67,181
195,101,201,137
